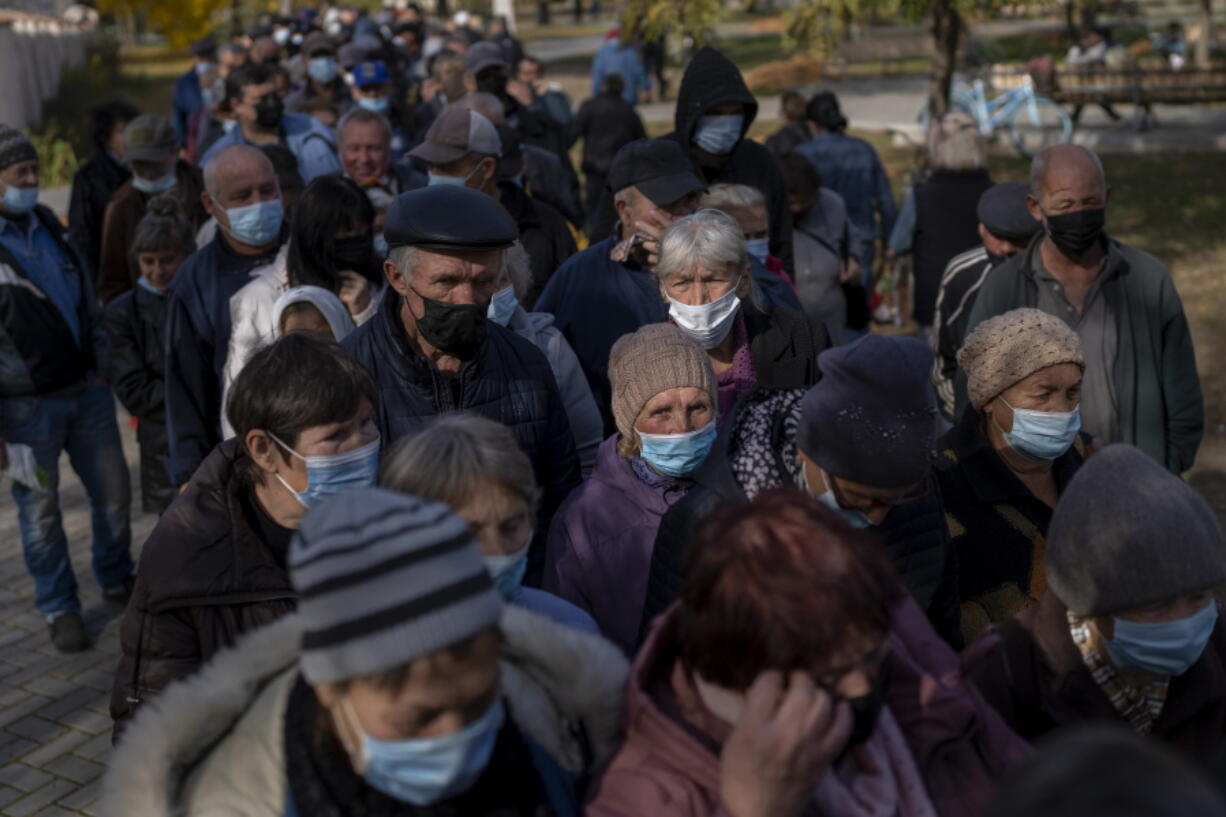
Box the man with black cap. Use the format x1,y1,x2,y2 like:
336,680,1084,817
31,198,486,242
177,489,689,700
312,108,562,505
284,32,353,117
342,184,581,580
931,181,1040,421
639,334,961,650
172,36,217,148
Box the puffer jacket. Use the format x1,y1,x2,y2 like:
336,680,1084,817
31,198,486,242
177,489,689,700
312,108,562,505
110,440,297,731
100,606,630,817
343,292,582,580
638,387,961,650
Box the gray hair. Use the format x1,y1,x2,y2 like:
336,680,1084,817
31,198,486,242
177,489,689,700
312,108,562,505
502,240,532,300
656,209,749,286
927,112,987,171
203,144,273,199
380,413,540,511
338,106,392,146
700,183,766,220
388,244,421,281
1030,144,1106,197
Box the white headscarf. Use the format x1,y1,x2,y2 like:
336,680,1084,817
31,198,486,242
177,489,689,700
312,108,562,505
272,285,356,343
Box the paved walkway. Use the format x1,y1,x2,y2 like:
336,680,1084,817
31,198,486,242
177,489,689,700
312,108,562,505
0,419,154,817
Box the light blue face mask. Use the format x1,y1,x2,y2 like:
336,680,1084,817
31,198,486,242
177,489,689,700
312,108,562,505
997,398,1081,461
801,466,872,528
224,198,283,246
1106,601,1218,677
359,96,391,113
692,114,744,155
744,237,770,265
486,285,518,327
1,185,39,216
638,421,717,478
222,119,239,133
308,56,339,84
373,233,389,258
484,545,529,600
269,434,379,508
273,27,292,46
132,170,177,195
341,696,505,805
427,163,481,188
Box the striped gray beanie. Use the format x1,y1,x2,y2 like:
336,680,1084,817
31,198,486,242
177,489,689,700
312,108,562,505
0,126,36,172
289,488,503,684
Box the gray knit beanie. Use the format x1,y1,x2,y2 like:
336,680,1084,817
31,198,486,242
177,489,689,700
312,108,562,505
289,488,502,684
1047,444,1226,616
0,126,36,172
609,322,716,442
959,308,1084,410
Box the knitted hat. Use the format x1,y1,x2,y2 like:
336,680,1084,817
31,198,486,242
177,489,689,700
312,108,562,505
609,323,716,441
0,126,36,172
1046,444,1226,616
959,308,1084,410
123,115,177,164
797,335,936,489
289,488,502,684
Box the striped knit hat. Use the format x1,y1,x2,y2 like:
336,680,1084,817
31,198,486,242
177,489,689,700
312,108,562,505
0,126,36,172
289,488,503,684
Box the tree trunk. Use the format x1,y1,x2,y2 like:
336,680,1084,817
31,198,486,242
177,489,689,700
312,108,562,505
928,1,960,119
573,0,583,23
1198,0,1213,67
229,0,242,38
537,0,551,25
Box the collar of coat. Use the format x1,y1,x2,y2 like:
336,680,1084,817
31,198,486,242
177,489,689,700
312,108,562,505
99,605,628,817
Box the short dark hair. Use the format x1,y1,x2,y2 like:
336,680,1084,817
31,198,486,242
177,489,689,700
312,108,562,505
225,62,275,105
287,175,376,290
781,90,806,122
520,55,543,73
600,72,625,98
91,99,139,150
676,488,900,691
259,143,302,195
780,153,822,201
227,334,377,490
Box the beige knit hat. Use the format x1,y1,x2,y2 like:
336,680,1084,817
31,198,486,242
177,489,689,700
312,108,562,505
609,323,716,441
959,308,1085,409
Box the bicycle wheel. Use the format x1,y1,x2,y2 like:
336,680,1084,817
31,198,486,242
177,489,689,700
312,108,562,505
1005,96,1073,158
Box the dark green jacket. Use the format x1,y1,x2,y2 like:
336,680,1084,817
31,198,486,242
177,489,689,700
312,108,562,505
960,235,1203,474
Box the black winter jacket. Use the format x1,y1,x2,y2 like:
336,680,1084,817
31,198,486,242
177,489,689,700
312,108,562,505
67,151,130,277
569,91,647,177
343,293,582,580
111,440,297,732
498,181,576,310
744,300,829,387
638,387,961,650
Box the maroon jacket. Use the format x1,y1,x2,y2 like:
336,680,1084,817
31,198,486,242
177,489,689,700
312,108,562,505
587,596,1030,817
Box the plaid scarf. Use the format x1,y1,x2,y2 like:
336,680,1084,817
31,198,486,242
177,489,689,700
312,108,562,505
1067,611,1170,734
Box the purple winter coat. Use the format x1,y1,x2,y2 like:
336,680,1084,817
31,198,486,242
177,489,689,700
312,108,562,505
543,435,689,655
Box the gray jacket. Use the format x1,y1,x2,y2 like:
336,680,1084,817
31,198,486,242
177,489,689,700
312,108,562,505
962,235,1203,474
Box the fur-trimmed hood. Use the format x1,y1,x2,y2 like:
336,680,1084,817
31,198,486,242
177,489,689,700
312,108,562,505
100,605,629,817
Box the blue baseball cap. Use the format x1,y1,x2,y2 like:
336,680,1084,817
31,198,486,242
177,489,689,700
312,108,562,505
352,60,390,88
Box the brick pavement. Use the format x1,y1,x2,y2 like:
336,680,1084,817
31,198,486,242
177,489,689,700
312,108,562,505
0,420,156,817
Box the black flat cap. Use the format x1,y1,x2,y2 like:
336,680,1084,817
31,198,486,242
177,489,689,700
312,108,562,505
978,182,1040,241
608,138,705,206
384,186,518,251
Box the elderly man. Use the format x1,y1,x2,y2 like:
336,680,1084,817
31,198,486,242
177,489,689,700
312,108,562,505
165,144,285,487
284,32,352,117
199,63,340,183
962,145,1202,473
0,126,133,653
342,184,581,580
336,107,424,198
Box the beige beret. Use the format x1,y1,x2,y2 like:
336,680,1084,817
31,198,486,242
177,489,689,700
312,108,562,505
609,323,716,441
958,308,1085,409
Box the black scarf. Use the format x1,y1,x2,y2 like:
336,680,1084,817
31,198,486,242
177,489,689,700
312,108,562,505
283,675,555,817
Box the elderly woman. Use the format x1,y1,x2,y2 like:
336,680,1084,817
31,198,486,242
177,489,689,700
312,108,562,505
656,209,825,422
938,308,1088,641
888,112,993,338
589,489,1028,817
965,444,1226,757
544,323,716,655
381,413,597,633
102,489,628,817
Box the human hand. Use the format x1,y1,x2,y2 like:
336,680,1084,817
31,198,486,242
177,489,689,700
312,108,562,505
338,271,373,317
420,78,441,102
840,257,862,284
632,218,665,268
719,670,851,817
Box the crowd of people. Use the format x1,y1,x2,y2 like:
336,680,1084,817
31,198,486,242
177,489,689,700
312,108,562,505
0,3,1220,815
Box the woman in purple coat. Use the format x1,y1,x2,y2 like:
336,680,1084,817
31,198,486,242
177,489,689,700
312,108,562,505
543,323,717,655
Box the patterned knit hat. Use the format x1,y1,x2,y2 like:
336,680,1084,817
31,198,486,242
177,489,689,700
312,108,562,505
289,488,502,684
0,126,36,172
609,322,716,442
959,308,1084,410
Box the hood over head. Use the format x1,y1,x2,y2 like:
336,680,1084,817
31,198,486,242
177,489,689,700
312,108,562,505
674,46,758,146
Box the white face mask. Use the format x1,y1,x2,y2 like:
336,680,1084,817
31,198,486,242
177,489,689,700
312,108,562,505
667,277,742,350
132,169,177,195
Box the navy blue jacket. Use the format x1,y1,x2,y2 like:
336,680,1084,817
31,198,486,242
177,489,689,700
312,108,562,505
172,68,204,148
343,293,582,582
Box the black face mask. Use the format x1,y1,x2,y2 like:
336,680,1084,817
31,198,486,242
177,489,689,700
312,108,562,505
1044,207,1105,259
331,235,379,283
255,94,284,129
843,654,892,749
477,73,509,100
408,287,486,360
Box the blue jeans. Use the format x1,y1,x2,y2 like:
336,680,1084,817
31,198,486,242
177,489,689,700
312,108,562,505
4,384,133,615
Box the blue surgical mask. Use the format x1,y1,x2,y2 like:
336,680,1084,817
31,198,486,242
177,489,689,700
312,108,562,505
997,399,1081,461
132,169,177,195
484,545,529,600
638,421,717,478
692,114,744,155
373,233,389,257
340,696,505,806
223,198,283,246
359,96,391,113
269,434,379,508
428,163,481,188
1106,602,1218,677
222,118,238,133
308,56,339,84
802,467,872,528
273,27,291,46
486,285,518,327
744,237,770,265
1,185,39,216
